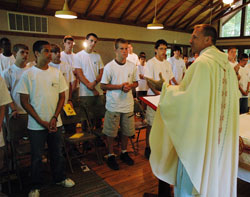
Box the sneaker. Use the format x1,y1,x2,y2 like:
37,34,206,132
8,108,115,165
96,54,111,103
144,147,151,160
107,155,119,170
28,189,40,197
56,178,75,188
120,152,134,166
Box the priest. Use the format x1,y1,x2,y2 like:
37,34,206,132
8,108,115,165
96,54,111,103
147,24,240,197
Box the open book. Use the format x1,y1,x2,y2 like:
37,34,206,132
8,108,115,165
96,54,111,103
139,95,160,111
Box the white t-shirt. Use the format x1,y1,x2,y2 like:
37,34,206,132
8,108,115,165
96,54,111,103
60,51,75,69
101,60,139,113
26,61,36,68
229,60,238,68
136,64,148,91
74,50,104,96
168,56,186,84
16,66,68,130
0,54,15,74
127,53,139,65
144,57,174,95
239,66,250,97
2,64,29,114
49,61,75,103
0,76,12,147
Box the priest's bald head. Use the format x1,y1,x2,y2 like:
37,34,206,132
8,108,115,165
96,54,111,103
190,24,217,54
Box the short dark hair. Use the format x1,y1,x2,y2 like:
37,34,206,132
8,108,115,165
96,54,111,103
0,37,11,48
13,44,29,53
194,24,217,45
63,35,74,43
114,38,128,49
239,53,248,60
173,45,182,53
33,40,49,54
228,47,237,52
86,33,98,40
139,52,146,59
51,44,61,53
155,39,168,49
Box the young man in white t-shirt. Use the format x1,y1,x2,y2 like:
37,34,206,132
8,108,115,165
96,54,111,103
2,44,30,118
144,39,177,160
234,53,250,114
168,45,186,84
49,44,75,105
74,33,105,127
0,38,15,75
136,52,148,97
0,76,12,167
127,42,139,66
101,38,139,170
60,36,78,92
16,40,75,197
228,47,238,68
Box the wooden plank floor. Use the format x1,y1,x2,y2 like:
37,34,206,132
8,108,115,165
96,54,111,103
84,129,159,197
84,129,250,197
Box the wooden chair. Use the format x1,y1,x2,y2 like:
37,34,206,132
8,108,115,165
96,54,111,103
61,105,103,173
133,99,148,149
0,124,12,194
6,114,29,190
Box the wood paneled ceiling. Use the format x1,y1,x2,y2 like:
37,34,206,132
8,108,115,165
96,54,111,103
0,0,246,33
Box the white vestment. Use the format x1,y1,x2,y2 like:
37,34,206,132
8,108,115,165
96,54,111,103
149,46,240,197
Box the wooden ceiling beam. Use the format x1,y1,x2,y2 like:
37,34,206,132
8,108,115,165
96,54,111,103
187,3,222,29
103,0,115,18
122,0,147,20
149,0,171,23
69,0,77,9
42,0,50,10
104,0,126,18
84,0,94,16
171,0,202,28
17,0,22,9
134,0,151,23
139,0,169,22
182,0,221,29
201,3,222,24
119,0,134,20
84,0,100,17
162,0,185,25
213,0,250,22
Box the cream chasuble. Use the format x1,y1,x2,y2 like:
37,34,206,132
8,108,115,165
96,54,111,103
149,46,240,197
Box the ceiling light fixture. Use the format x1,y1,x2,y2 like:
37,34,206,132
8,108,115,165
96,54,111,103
223,0,233,4
147,0,164,30
55,0,77,19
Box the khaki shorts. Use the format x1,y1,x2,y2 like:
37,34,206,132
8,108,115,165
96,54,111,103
102,111,135,137
146,107,156,126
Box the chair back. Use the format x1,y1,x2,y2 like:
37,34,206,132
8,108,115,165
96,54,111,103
61,105,89,125
84,95,106,121
7,114,28,142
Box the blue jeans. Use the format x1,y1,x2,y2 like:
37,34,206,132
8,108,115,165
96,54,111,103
28,127,66,189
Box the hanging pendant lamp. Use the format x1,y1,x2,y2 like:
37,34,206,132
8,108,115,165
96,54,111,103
147,0,164,30
55,0,77,19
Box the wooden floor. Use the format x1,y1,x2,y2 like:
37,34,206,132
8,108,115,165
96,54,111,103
84,129,250,197
85,129,159,197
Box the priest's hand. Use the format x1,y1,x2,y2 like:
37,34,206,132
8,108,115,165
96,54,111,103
145,72,165,91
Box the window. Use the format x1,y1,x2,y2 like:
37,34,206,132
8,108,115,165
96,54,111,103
244,49,250,55
221,10,242,37
166,49,171,59
245,4,250,36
